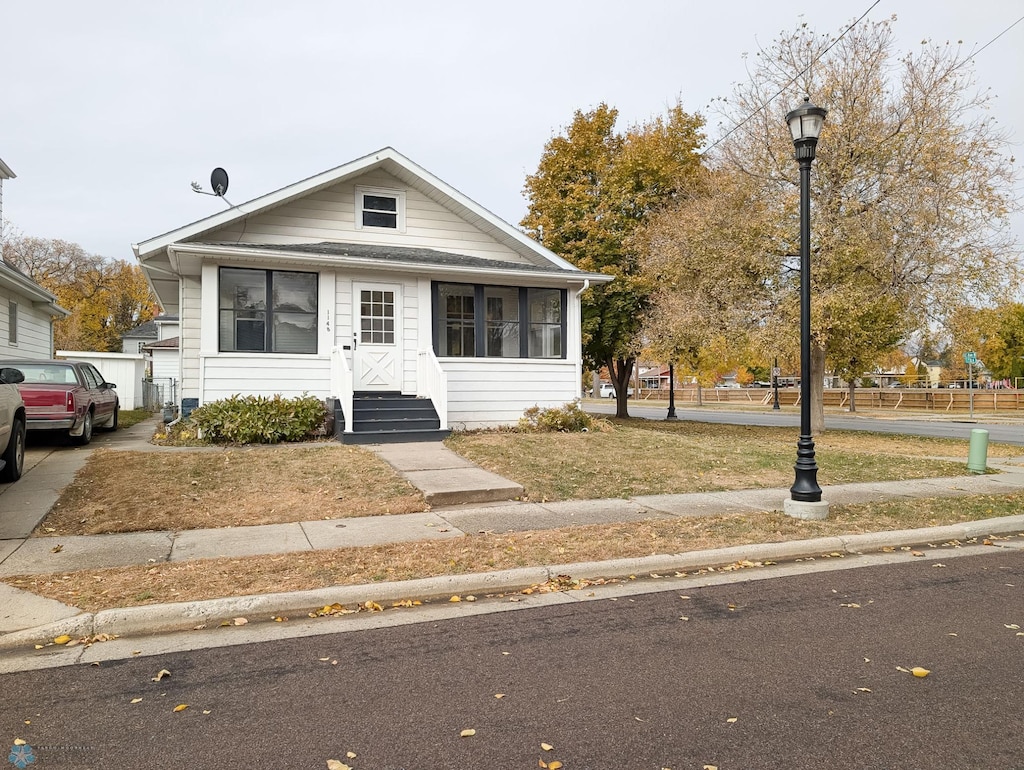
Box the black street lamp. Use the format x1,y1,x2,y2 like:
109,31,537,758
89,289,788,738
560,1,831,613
772,355,781,411
666,363,677,420
784,97,829,519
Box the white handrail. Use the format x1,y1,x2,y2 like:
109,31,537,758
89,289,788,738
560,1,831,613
417,348,448,429
330,346,354,434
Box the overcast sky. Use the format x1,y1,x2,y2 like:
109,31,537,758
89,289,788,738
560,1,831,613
2,1,1022,262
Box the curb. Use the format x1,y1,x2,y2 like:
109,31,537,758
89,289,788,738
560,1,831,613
3,514,1024,651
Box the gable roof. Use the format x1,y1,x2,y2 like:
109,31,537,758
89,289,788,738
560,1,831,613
0,260,70,317
133,147,578,273
123,314,180,340
0,157,14,180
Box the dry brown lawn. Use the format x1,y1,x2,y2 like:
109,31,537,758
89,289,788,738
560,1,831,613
42,444,426,536
10,491,1023,613
445,420,996,502
36,419,1019,538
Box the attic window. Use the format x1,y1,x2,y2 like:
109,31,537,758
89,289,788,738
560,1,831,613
356,186,405,232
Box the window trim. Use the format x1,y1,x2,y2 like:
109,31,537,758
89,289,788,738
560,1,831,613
218,267,319,354
355,185,406,233
7,300,17,345
432,281,567,360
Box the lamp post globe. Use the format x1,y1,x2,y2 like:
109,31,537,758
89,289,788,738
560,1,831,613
784,97,829,520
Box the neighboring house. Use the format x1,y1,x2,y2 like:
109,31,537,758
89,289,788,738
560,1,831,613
0,260,69,359
123,314,180,405
133,147,610,440
122,314,179,354
0,157,70,358
143,335,180,405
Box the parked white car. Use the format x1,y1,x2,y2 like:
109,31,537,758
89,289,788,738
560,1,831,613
599,383,634,398
0,366,27,483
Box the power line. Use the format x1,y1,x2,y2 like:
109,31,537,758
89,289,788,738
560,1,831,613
698,0,881,157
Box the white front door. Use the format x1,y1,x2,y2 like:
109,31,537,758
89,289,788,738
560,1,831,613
353,282,403,391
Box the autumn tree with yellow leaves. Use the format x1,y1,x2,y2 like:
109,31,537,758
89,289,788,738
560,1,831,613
640,17,1020,428
2,234,157,352
521,102,705,417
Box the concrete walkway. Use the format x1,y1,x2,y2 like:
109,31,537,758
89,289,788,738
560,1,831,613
2,418,1024,650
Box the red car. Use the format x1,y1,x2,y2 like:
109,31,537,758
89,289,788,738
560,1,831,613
0,359,119,445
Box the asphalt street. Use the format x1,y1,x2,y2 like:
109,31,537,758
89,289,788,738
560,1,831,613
3,548,1022,769
587,401,1024,446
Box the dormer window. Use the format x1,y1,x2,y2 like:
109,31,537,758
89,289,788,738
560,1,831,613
356,186,405,232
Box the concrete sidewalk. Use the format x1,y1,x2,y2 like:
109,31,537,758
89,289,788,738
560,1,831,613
2,417,1024,651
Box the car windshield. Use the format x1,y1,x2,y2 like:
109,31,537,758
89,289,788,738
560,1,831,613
11,364,78,385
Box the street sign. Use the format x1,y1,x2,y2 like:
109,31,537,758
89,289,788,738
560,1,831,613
964,351,977,365
771,367,781,377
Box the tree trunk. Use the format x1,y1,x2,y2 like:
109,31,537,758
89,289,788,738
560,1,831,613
607,357,635,419
848,379,857,412
811,343,826,436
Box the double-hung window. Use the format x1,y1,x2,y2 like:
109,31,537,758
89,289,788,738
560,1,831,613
433,282,565,359
355,186,405,232
219,267,318,354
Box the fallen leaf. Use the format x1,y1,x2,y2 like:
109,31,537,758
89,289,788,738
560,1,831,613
152,669,171,682
896,666,910,673
703,765,719,770
346,752,357,759
363,601,383,612
173,704,188,712
13,739,26,746
541,742,554,751
233,617,248,626
460,728,476,737
495,693,506,699
326,761,351,770
33,644,43,650
840,603,861,608
450,595,462,603
983,539,994,546
856,688,872,693
679,616,690,621
130,698,143,704
932,563,946,568
547,762,563,769
910,551,925,557
911,667,931,678
726,717,738,723
318,657,331,661
51,544,64,553
272,616,285,622
1005,624,1020,630
465,595,477,602
202,710,211,715
53,634,72,645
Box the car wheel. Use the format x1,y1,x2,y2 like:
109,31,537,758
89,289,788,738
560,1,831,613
0,418,25,483
72,410,94,446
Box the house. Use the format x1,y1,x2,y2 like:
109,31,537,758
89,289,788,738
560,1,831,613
121,314,179,354
133,148,610,441
122,314,180,406
1,157,70,358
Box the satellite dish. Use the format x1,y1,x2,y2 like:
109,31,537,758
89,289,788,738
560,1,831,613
210,168,229,197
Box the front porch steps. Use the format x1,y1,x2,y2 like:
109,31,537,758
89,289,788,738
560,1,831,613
333,392,451,445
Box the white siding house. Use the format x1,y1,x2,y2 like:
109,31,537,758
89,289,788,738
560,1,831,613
0,256,69,360
0,157,71,360
133,148,610,439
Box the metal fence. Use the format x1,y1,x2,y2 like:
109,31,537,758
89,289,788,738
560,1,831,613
141,377,177,411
